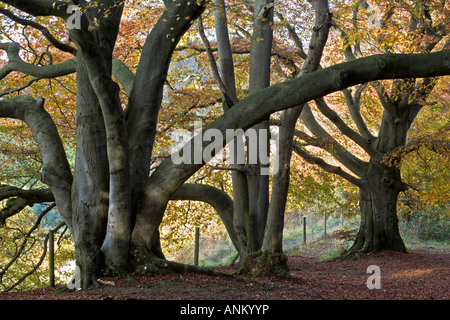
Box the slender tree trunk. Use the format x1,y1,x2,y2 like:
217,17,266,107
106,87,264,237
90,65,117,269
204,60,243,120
258,0,331,277
244,0,274,253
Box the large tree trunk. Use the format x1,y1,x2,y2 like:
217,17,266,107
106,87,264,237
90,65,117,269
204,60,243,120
71,57,110,288
349,101,412,254
351,162,406,253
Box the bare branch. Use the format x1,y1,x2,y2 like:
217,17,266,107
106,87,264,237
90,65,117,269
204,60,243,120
342,86,376,140
275,11,307,59
0,185,54,224
0,203,55,292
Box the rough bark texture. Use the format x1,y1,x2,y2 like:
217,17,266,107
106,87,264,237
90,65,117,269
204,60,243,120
351,163,406,253
348,98,412,254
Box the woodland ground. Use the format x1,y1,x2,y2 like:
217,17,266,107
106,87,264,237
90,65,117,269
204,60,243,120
0,236,448,301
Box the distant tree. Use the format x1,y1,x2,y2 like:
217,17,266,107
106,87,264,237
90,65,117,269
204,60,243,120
290,0,449,253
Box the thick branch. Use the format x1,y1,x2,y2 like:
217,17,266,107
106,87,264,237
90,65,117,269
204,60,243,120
125,0,206,200
149,49,450,185
292,142,366,188
300,103,368,176
0,42,76,81
313,97,382,161
112,59,135,96
0,185,54,203
170,183,239,252
0,0,71,19
0,95,72,228
137,43,450,254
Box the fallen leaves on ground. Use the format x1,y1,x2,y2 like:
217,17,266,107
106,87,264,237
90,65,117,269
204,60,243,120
0,249,448,300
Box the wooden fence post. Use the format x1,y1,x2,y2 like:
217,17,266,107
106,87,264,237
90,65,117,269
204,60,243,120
303,216,306,245
194,227,200,266
48,230,55,287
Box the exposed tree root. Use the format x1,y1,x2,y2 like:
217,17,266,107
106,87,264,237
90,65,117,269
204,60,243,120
129,246,240,280
239,251,290,278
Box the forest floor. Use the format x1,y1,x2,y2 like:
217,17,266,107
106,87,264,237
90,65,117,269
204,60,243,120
0,238,448,301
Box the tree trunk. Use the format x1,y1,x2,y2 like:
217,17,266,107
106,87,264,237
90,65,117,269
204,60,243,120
350,162,406,253
71,56,110,288
257,0,331,277
243,0,274,254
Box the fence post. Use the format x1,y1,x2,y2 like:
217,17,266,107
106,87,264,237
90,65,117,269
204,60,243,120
48,230,55,287
303,216,306,245
323,212,327,235
194,227,200,266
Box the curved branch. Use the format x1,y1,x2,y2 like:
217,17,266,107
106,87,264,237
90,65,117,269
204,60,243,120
136,49,450,247
170,183,239,252
0,42,76,81
0,95,73,229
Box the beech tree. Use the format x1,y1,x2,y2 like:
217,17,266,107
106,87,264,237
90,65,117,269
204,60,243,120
1,0,449,287
289,0,449,253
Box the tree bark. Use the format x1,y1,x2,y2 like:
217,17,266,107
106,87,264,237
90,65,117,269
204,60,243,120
256,0,331,278
71,57,110,288
244,0,274,253
348,94,415,254
350,162,406,253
